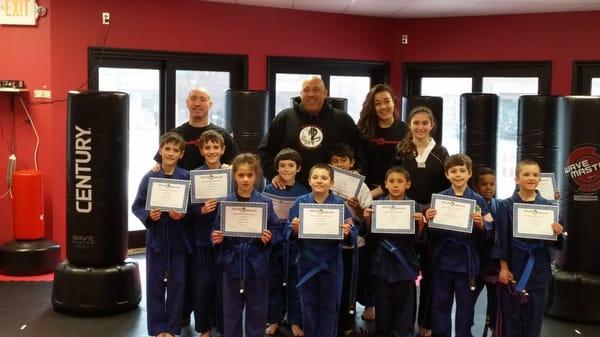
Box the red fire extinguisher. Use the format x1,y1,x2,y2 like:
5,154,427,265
12,169,45,240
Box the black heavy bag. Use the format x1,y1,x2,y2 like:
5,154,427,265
225,90,268,153
460,93,498,170
326,97,348,113
517,95,560,173
66,91,129,267
402,96,443,144
546,96,600,322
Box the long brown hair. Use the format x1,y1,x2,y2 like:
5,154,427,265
357,84,400,139
396,106,437,160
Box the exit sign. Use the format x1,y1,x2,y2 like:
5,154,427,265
0,0,44,26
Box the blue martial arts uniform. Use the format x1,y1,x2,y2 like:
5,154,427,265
370,196,424,337
430,187,491,337
263,183,309,326
214,190,279,337
131,167,192,337
288,192,355,337
492,191,564,337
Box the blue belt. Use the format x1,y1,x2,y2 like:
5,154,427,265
512,240,546,292
296,248,337,288
432,237,477,290
379,239,417,280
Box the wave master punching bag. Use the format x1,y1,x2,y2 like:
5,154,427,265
225,90,268,153
545,96,600,322
402,96,443,144
460,93,498,171
52,91,141,315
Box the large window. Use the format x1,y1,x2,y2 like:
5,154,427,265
90,48,247,248
573,61,600,95
267,56,389,122
405,62,551,198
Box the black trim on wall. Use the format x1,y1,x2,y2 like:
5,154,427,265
572,61,600,95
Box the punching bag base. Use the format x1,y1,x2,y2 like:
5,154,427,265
546,269,600,322
52,259,141,316
0,239,60,276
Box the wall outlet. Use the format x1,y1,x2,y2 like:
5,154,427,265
401,34,408,45
34,89,52,99
102,12,110,25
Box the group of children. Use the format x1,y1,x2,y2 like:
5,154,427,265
132,129,564,337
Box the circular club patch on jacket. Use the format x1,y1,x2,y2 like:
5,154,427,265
299,125,323,149
563,144,600,193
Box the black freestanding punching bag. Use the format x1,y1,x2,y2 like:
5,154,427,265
52,91,141,315
460,93,498,170
402,96,443,144
326,97,348,113
225,90,268,153
546,96,600,322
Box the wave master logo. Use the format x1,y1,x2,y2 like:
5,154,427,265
564,144,600,193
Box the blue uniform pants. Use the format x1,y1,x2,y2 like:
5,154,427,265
222,275,268,337
267,241,286,323
374,277,416,337
499,286,545,337
299,266,341,337
431,270,475,337
191,246,214,333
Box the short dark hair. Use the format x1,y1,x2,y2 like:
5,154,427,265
474,167,495,183
309,163,334,181
515,159,540,177
329,143,354,161
159,132,185,151
274,147,302,168
197,129,224,148
385,166,411,182
444,154,472,173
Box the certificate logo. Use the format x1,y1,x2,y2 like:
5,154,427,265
564,144,600,193
299,125,323,149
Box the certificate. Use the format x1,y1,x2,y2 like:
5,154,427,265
263,193,296,221
145,177,191,213
299,203,344,240
371,200,415,234
513,203,558,241
537,173,557,202
429,194,475,233
330,166,365,200
190,168,231,203
220,201,267,238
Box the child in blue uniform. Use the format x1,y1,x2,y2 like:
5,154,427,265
190,130,228,337
363,166,426,337
493,159,564,337
289,163,355,337
211,153,279,337
263,148,309,336
425,154,492,337
131,132,191,337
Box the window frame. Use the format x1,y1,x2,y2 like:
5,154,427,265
572,61,600,95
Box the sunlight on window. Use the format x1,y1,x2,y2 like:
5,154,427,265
329,75,371,122
275,73,320,115
592,78,600,95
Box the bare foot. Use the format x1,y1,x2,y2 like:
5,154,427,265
418,326,432,337
361,306,375,320
199,331,211,337
265,323,279,335
291,324,304,337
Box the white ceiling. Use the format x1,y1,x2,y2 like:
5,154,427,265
201,0,600,18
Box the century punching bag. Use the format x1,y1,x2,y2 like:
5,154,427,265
326,97,348,113
402,96,443,144
52,91,140,315
225,90,268,152
546,96,600,322
460,93,498,170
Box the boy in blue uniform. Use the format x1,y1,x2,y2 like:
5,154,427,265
212,153,279,337
190,130,228,337
263,148,309,336
289,163,356,337
131,132,191,337
363,166,426,337
425,154,492,337
493,159,564,337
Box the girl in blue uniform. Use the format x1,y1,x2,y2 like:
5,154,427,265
131,132,191,337
211,153,279,337
363,166,425,337
288,163,355,337
493,159,564,337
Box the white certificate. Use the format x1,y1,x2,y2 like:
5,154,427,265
190,168,231,203
330,166,365,200
371,200,415,234
221,201,267,238
513,203,558,241
263,193,296,221
145,177,191,213
299,203,344,240
537,173,557,202
429,194,475,233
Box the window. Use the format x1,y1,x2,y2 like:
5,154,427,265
573,61,600,95
405,62,551,198
267,56,389,122
89,48,247,248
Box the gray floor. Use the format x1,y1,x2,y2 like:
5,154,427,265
1,254,599,337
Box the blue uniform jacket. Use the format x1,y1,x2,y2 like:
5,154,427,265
263,182,310,242
430,187,491,278
213,190,279,280
131,166,191,254
492,190,564,290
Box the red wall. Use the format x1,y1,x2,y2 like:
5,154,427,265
1,0,600,256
